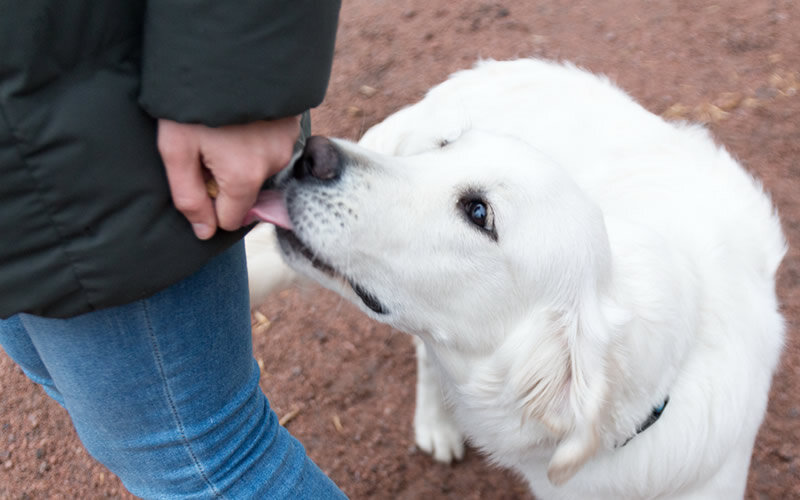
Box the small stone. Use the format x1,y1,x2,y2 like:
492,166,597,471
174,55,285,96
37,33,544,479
778,443,795,462
3,459,12,470
35,447,45,459
346,106,364,117
38,461,50,473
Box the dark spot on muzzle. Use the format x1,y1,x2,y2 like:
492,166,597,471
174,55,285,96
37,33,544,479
349,280,388,315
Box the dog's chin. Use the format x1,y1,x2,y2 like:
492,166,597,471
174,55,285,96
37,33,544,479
275,228,389,315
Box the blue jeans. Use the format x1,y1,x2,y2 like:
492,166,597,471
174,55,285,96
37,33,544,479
0,241,346,499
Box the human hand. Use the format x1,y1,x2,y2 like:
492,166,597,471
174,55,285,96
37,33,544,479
157,116,300,239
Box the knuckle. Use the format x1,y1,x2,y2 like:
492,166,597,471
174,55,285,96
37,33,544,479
226,172,263,196
172,195,205,214
158,142,188,166
220,182,250,199
272,146,294,169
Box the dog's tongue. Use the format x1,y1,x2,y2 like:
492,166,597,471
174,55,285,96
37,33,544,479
243,190,293,230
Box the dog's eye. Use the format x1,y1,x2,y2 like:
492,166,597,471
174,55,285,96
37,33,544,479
467,200,488,226
460,197,497,241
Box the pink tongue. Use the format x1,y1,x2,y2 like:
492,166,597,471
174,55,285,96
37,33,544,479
243,190,293,230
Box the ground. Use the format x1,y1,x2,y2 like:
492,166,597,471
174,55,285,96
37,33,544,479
1,1,799,498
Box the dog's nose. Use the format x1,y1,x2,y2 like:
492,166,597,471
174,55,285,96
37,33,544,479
294,135,342,181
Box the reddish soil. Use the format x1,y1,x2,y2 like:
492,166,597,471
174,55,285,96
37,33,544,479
2,1,799,498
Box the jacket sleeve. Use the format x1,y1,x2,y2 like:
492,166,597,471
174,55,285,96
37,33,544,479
138,0,340,126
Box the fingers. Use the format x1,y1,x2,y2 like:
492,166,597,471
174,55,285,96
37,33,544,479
157,117,301,238
203,117,300,231
158,121,218,240
213,162,263,231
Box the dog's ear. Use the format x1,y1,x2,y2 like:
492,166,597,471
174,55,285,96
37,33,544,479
546,294,618,486
466,292,619,485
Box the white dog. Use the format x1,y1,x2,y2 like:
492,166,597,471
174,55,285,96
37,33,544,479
245,59,786,499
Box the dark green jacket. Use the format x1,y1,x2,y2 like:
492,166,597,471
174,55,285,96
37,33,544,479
0,1,340,318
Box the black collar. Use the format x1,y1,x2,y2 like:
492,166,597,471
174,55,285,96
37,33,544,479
617,396,669,448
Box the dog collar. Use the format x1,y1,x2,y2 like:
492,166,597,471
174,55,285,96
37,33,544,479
617,396,669,448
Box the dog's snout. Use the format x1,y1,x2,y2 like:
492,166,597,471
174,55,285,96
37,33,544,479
294,135,342,181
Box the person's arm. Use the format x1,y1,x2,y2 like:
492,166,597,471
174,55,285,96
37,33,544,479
139,0,340,125
138,1,340,239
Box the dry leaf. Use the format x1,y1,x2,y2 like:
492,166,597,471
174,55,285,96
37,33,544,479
693,103,728,123
714,92,743,111
776,72,799,95
279,407,301,426
769,73,786,89
332,414,344,433
662,103,691,120
742,97,761,109
252,310,271,331
359,85,378,97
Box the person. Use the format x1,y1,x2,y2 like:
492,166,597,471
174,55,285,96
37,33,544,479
0,1,345,498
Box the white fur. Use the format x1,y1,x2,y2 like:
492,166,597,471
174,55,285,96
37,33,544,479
246,59,786,499
245,223,300,307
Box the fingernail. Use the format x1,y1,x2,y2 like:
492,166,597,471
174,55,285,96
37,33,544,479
192,223,213,240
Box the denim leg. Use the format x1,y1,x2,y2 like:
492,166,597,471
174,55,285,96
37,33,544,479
5,241,346,499
0,315,65,406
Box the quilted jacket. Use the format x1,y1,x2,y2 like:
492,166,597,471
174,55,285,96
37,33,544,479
0,1,340,317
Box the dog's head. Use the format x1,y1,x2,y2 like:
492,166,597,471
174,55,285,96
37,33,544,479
268,132,618,483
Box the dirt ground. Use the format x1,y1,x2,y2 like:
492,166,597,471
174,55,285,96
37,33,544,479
2,1,799,498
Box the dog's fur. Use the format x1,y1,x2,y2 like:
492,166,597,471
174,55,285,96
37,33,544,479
246,59,786,499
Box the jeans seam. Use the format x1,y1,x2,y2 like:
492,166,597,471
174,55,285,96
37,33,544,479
140,301,227,499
